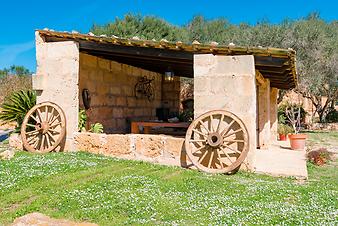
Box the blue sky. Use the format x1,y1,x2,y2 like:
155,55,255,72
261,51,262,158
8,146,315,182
0,0,337,73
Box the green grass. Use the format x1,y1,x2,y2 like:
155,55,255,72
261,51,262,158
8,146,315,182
0,151,337,225
304,131,338,150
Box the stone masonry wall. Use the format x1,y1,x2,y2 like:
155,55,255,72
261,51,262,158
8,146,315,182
34,33,80,150
79,53,181,133
74,132,192,167
161,77,181,115
194,54,257,169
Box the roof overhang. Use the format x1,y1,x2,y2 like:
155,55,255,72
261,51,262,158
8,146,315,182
37,30,297,89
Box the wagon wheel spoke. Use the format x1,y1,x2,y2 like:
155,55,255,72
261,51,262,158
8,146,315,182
220,120,235,137
48,107,55,123
199,120,210,134
223,139,245,143
21,102,66,153
216,114,224,133
36,108,43,123
49,128,61,134
185,110,249,174
26,123,36,128
40,134,46,152
26,129,39,136
209,115,215,132
45,133,51,149
219,147,234,164
192,145,207,154
45,105,49,121
50,114,60,125
208,150,214,168
223,128,243,139
216,149,225,168
49,122,62,129
198,150,209,164
192,129,207,138
222,144,242,154
29,114,40,123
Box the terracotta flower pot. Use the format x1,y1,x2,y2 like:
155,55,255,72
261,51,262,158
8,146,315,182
289,134,307,150
279,134,287,141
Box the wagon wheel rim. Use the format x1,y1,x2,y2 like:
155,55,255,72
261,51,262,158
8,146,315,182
185,110,249,174
21,102,66,153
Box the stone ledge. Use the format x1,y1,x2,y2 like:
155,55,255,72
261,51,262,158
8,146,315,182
252,148,308,179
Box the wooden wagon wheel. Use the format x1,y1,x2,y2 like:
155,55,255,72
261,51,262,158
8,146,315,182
21,102,66,153
185,110,249,174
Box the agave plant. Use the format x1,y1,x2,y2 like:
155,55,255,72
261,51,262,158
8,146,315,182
0,90,36,129
89,123,104,134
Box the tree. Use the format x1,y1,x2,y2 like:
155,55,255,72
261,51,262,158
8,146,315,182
91,14,189,42
0,65,31,78
284,14,338,122
0,65,32,104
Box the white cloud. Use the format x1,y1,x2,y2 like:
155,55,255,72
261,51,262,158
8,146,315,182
0,41,34,68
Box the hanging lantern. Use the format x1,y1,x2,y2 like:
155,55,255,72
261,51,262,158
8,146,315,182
164,68,174,82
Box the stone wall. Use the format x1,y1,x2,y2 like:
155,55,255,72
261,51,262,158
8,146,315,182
193,54,257,169
79,53,180,133
74,132,307,178
74,132,192,167
33,32,80,150
161,77,181,115
257,72,271,149
270,88,278,142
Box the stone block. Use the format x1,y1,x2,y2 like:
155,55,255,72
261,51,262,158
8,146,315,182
123,86,133,96
81,53,97,68
103,135,132,156
116,97,126,106
134,108,144,116
252,148,308,179
9,133,23,150
103,71,114,82
134,135,164,158
74,133,105,154
110,87,121,95
127,97,137,107
110,60,122,72
163,137,184,159
12,212,98,226
98,58,110,71
113,108,124,118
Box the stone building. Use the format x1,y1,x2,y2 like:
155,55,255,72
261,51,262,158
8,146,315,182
32,29,307,178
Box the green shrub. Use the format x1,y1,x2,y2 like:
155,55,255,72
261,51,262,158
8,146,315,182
78,109,87,132
278,103,306,124
89,123,104,133
277,123,294,135
0,90,36,129
78,109,104,133
326,109,338,123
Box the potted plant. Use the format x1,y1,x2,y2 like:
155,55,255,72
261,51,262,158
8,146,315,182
277,123,293,141
277,124,287,141
285,104,307,150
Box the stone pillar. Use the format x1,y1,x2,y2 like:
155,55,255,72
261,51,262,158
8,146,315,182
257,77,271,149
270,88,278,142
194,54,257,169
33,31,79,151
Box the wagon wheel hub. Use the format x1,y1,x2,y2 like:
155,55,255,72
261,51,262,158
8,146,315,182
40,121,50,134
207,132,223,148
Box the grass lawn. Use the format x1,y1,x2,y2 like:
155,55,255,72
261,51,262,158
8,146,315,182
0,149,337,225
304,131,338,151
